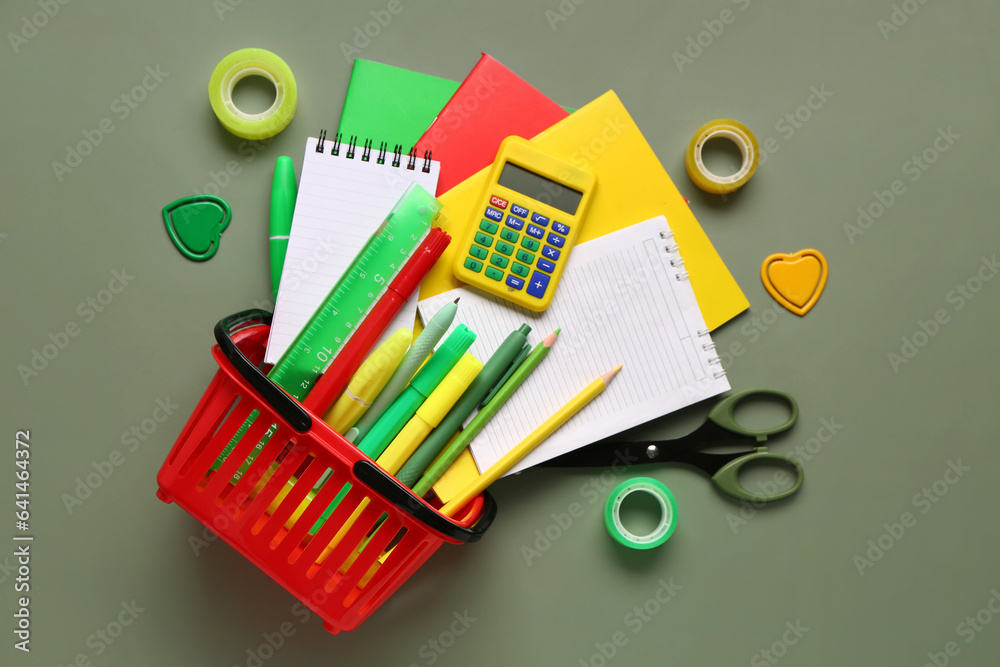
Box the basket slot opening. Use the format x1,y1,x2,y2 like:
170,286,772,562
189,401,261,489
242,442,311,534
176,393,244,477
167,373,230,468
266,458,328,552
336,514,404,605
312,496,385,595
355,532,436,616
228,439,295,519
299,481,355,577
285,474,354,566
203,416,278,502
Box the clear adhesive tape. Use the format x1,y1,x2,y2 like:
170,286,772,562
208,48,297,140
685,119,759,195
604,477,677,550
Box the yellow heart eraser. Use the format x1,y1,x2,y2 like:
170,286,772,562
761,249,828,316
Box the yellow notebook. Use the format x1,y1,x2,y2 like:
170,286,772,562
418,90,748,330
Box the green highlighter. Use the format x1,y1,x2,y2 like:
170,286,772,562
357,324,477,459
395,323,531,488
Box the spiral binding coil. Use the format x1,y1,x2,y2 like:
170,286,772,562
315,129,434,172
663,229,726,379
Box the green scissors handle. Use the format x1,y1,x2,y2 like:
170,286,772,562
542,388,804,503
706,388,799,442
712,450,804,503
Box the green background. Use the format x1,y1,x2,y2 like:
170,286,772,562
3,0,1000,665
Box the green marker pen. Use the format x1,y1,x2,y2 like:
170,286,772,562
358,324,477,459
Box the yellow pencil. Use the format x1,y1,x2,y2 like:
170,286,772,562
439,365,623,517
323,328,412,435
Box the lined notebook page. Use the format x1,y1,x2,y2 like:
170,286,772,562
265,136,441,365
417,216,730,475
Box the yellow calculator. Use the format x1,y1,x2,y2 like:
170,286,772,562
453,136,596,312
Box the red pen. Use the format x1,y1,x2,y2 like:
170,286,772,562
302,227,451,416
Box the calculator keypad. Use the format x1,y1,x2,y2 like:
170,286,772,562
463,195,573,302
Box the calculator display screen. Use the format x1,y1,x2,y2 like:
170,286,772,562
497,163,583,215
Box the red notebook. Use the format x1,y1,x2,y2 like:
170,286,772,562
415,54,569,195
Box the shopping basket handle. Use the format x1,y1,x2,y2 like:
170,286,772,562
353,460,497,544
214,310,313,433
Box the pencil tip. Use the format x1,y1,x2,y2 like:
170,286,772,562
543,329,560,346
601,365,623,383
453,297,460,304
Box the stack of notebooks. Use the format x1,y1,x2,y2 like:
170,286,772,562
267,54,749,501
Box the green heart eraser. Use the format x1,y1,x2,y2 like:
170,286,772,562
162,194,232,261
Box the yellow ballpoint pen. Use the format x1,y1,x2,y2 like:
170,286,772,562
376,353,483,475
439,365,622,517
323,328,412,435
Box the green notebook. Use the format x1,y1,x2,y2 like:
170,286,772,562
337,59,574,152
337,59,460,151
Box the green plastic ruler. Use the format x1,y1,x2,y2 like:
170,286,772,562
267,184,437,400
211,183,441,475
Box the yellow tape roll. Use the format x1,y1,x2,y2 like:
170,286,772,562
208,48,297,140
685,119,759,195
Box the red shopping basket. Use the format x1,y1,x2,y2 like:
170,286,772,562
156,310,496,634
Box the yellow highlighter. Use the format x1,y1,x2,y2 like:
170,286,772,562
324,328,412,435
376,353,483,476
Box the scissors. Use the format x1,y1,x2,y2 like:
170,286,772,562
541,388,803,503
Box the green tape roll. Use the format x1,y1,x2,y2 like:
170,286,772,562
604,478,677,550
208,48,297,140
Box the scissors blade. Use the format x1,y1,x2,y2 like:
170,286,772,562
539,439,643,468
540,419,752,473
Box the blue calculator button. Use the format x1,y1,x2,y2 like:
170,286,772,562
511,204,530,217
552,221,571,235
527,271,550,299
484,207,504,222
506,275,525,290
542,245,561,261
527,224,545,239
546,233,566,248
505,214,525,230
531,213,549,227
537,258,556,274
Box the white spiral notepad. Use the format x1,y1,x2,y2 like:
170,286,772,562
417,215,730,475
265,133,441,365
